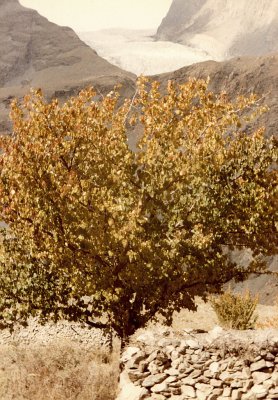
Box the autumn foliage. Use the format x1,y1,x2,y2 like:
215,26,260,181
0,78,277,339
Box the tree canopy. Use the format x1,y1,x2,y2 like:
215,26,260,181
0,78,277,339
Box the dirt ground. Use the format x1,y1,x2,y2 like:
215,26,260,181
140,298,278,334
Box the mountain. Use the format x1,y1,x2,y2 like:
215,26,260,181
0,0,135,134
156,0,278,60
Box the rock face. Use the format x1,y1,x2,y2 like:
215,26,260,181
156,0,278,60
0,0,135,133
117,329,278,400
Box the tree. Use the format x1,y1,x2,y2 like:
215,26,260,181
0,78,277,341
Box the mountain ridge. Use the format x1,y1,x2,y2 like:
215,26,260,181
0,0,135,134
156,0,278,60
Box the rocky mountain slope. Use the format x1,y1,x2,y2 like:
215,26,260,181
156,0,278,60
0,0,135,134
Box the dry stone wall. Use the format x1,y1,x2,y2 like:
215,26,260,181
0,317,111,349
118,328,278,400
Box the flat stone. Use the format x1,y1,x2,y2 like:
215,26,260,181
262,378,274,390
250,359,266,372
150,394,166,400
252,371,271,384
266,361,274,368
209,362,221,374
196,389,209,400
142,373,167,388
222,387,232,397
164,367,179,376
242,393,257,400
251,384,268,398
188,369,202,379
151,382,168,393
210,379,223,387
181,385,196,398
231,389,242,400
177,362,188,372
185,339,200,349
271,371,278,385
219,371,234,383
181,377,196,386
184,367,194,374
231,380,243,388
195,383,213,395
165,376,178,383
128,371,151,383
122,347,140,362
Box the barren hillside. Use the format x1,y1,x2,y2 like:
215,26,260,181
0,0,135,134
157,0,278,60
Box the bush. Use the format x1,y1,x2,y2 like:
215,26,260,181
210,288,258,329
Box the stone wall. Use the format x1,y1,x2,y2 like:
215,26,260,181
0,317,112,349
117,328,278,400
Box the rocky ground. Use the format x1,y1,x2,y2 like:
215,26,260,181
119,328,278,400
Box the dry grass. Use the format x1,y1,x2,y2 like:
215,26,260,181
0,340,120,400
256,297,278,329
1,299,278,400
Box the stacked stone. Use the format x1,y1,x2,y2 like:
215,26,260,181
120,336,278,400
0,318,113,349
